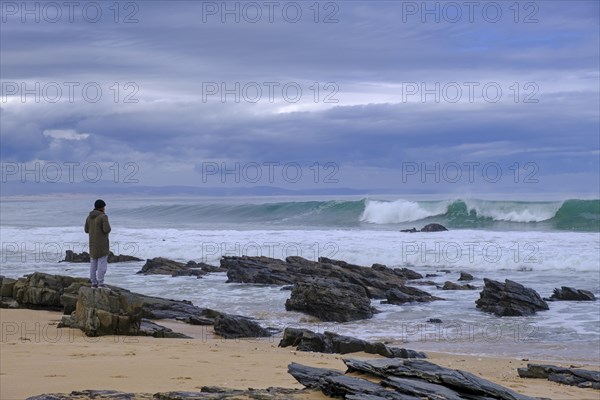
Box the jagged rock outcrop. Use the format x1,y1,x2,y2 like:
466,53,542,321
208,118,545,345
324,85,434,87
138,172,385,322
279,328,426,359
1,272,225,328
475,278,549,316
420,223,448,232
401,223,449,233
222,255,422,299
439,281,477,290
138,320,191,338
12,272,90,311
213,313,272,339
285,280,375,322
137,257,211,277
458,271,474,281
64,250,142,263
59,287,143,336
342,358,536,399
383,286,442,304
546,286,596,301
518,364,599,389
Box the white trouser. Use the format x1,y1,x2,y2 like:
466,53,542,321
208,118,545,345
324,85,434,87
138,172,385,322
90,255,108,285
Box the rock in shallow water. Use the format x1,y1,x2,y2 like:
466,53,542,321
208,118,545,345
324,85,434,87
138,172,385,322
420,223,448,232
222,255,421,299
439,281,477,290
63,250,142,263
285,280,376,322
383,286,442,304
475,278,549,316
458,271,474,281
137,257,208,278
547,286,596,301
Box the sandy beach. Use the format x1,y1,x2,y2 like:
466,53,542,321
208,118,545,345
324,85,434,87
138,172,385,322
0,309,598,400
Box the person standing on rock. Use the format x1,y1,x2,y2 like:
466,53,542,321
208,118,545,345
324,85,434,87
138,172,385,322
85,199,111,288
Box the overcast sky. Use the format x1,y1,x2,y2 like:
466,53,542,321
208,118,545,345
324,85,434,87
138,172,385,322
1,1,598,195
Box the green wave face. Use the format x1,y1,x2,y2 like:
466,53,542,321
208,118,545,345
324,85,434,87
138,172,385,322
113,198,600,231
552,199,600,231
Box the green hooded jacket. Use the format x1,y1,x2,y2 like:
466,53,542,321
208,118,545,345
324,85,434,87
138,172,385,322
84,209,111,259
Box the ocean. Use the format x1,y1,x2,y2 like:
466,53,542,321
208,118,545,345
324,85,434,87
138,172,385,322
1,196,599,363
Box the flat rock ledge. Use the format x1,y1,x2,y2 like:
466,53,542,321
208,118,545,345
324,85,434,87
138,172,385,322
288,357,539,400
518,364,600,389
279,327,426,359
26,387,314,400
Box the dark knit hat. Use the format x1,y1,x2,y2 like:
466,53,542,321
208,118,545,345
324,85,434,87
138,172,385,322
94,199,106,209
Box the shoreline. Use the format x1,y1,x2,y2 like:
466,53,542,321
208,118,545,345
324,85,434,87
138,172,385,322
1,309,598,400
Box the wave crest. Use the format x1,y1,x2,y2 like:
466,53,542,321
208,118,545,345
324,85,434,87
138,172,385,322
360,199,448,224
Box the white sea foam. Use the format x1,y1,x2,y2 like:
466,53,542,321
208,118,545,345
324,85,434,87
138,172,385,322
463,199,563,223
360,199,449,224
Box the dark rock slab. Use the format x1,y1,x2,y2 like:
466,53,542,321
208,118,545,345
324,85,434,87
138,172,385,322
400,227,418,233
27,389,145,400
26,387,315,399
279,327,426,359
321,375,413,399
518,364,599,389
137,257,208,278
344,358,538,400
392,268,423,280
383,286,442,304
546,286,596,301
139,319,191,339
383,376,464,399
420,223,448,232
439,281,477,290
287,362,343,388
135,293,215,322
213,314,271,339
475,278,549,316
400,224,448,233
223,255,421,299
285,280,375,322
193,262,228,273
64,250,142,263
458,271,474,281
